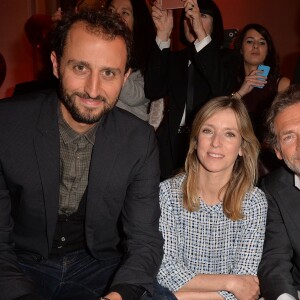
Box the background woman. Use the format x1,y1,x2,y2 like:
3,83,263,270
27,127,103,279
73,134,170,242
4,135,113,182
145,0,237,180
105,0,156,121
232,23,290,141
152,97,267,300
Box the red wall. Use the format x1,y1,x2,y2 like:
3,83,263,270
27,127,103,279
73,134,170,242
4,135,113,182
171,0,300,79
215,0,300,79
0,0,35,99
1,0,299,99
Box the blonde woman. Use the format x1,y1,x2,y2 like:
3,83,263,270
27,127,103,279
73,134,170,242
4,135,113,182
154,96,267,300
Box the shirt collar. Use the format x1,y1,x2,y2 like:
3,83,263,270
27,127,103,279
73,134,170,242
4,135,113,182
294,174,300,190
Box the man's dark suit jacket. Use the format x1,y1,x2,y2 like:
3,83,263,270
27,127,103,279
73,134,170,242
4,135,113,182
258,166,300,299
144,41,237,179
0,89,163,300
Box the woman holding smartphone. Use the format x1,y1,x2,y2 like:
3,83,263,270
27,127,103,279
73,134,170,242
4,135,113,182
147,96,267,300
145,0,237,180
231,23,290,141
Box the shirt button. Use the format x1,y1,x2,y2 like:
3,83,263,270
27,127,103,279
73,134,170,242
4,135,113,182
61,237,66,242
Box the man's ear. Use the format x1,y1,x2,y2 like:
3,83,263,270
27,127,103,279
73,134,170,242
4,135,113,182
123,68,131,86
274,146,283,160
50,51,59,79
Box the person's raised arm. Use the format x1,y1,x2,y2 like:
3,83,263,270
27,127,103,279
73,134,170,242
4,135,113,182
152,0,173,42
183,0,208,42
144,1,173,100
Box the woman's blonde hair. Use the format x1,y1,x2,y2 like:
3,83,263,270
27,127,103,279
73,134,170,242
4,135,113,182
183,96,260,220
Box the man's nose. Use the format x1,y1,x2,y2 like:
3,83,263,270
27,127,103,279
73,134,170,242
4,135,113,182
84,73,101,98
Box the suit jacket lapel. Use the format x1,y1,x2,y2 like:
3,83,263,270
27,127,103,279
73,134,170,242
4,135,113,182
34,93,60,251
85,112,120,233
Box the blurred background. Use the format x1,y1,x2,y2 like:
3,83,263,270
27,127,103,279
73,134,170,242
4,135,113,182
0,0,299,99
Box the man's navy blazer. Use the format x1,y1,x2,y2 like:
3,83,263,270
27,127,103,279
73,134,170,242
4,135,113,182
258,166,300,299
0,89,163,299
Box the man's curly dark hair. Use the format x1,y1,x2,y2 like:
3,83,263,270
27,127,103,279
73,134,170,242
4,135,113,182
51,7,133,72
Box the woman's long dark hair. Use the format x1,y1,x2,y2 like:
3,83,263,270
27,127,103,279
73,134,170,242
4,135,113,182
233,23,280,88
105,0,156,75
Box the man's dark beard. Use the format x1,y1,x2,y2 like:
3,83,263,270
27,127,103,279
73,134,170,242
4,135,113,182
58,79,113,124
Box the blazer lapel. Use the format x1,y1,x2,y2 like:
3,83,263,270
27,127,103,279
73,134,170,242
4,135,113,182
85,112,120,232
34,93,60,251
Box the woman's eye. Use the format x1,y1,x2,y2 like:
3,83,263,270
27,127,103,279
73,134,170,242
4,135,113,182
202,128,212,134
246,39,253,44
259,40,266,46
225,132,235,137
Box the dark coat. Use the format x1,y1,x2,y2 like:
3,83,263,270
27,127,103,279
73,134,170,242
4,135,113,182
259,166,300,299
0,89,163,299
144,41,238,179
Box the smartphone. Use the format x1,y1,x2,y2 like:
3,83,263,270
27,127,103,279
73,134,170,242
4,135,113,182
256,64,270,88
160,0,184,9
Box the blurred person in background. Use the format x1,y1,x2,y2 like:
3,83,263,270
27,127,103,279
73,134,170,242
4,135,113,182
145,0,237,180
105,0,157,122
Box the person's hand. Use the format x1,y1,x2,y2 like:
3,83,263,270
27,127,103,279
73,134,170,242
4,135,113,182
152,0,173,41
183,0,207,42
237,69,268,97
227,274,260,300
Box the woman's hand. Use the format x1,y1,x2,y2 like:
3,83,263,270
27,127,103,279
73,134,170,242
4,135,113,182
183,0,207,42
152,1,174,41
227,274,260,300
237,69,267,97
